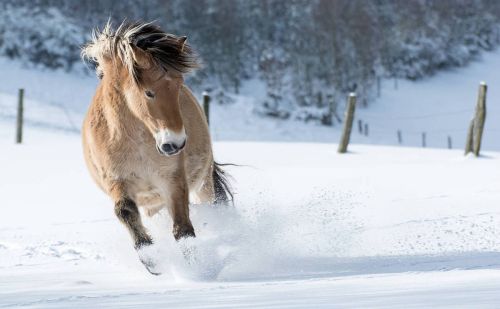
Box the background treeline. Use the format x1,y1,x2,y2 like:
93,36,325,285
2,0,500,122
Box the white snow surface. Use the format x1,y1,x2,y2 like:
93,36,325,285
1,122,500,308
1,50,500,308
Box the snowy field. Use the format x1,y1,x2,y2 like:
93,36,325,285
1,49,500,149
1,49,500,307
1,122,500,307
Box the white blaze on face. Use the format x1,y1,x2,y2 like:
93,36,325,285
155,127,186,148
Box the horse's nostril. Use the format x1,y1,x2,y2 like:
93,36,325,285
160,139,186,155
161,143,176,154
178,139,186,150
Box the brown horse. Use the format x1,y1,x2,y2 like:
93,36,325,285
81,21,231,273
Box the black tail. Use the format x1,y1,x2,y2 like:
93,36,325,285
213,162,233,204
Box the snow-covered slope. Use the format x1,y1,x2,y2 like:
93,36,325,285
209,50,500,150
1,123,500,307
0,58,95,133
1,48,500,150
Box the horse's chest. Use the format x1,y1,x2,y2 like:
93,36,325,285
90,127,178,196
122,150,177,208
121,147,170,180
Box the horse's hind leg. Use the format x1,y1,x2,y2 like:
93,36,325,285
192,170,215,205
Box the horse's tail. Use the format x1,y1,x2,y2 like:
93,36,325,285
213,162,234,204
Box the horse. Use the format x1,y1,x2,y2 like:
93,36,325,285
81,21,232,273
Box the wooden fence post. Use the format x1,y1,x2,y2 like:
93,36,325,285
16,88,24,144
465,82,487,156
397,130,402,144
202,91,210,126
337,93,356,153
447,136,452,149
422,132,426,148
473,82,487,156
464,118,474,155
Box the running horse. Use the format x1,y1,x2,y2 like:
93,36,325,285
81,21,231,273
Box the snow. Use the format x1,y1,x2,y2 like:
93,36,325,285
0,6,85,70
1,48,500,149
209,50,500,150
1,120,500,307
1,48,500,308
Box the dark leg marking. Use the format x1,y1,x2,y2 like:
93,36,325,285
173,221,196,241
114,198,153,249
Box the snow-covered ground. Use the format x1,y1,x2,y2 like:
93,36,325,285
1,50,500,307
1,121,500,307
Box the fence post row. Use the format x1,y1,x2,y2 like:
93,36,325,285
338,93,356,153
16,88,24,144
464,82,487,156
202,91,210,126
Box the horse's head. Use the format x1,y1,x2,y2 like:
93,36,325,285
126,41,190,156
83,22,198,156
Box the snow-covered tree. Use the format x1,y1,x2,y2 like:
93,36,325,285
2,0,500,122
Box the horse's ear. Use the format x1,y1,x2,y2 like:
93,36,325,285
178,36,187,52
130,45,152,69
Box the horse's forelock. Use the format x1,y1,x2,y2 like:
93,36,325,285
82,21,199,84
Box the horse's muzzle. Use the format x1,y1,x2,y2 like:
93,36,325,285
157,139,186,156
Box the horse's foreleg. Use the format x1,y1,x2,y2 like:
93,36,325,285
110,181,152,249
166,175,195,240
114,194,161,275
114,198,153,249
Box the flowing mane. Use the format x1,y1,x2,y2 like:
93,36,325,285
82,21,198,83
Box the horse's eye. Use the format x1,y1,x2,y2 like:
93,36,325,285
145,90,155,99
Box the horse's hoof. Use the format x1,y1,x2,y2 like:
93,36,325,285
140,257,162,275
134,236,153,250
173,224,196,241
136,244,162,275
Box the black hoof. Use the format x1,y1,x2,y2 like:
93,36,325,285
134,237,153,250
173,224,196,241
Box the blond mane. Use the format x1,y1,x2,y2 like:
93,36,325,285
82,21,198,83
